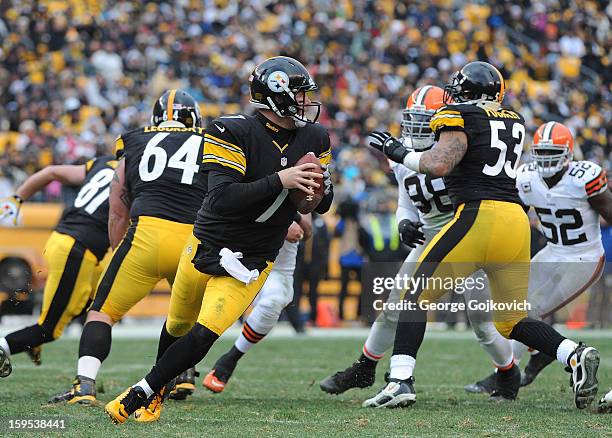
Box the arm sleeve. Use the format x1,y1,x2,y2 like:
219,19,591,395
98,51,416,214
202,122,247,177
207,169,283,215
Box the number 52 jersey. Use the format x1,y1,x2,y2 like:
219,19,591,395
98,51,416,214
517,160,606,259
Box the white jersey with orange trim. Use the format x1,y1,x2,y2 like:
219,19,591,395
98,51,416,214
517,160,606,259
390,160,454,232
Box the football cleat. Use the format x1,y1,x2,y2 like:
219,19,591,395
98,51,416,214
320,359,376,394
490,364,521,401
27,346,42,366
597,389,612,414
134,386,167,423
203,353,238,394
362,377,416,408
568,343,600,409
464,372,496,394
169,367,198,400
105,386,147,424
48,376,96,405
521,352,555,387
0,345,12,377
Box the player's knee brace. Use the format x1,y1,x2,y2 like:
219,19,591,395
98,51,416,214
165,319,193,338
257,296,290,320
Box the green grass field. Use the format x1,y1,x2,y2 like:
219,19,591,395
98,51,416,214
1,334,610,437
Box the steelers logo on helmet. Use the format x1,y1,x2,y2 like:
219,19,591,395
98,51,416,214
267,71,291,93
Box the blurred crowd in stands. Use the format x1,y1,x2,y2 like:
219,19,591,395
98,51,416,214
0,1,610,325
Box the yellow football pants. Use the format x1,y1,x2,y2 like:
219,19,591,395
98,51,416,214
166,234,273,337
90,216,193,323
411,200,531,338
38,232,103,339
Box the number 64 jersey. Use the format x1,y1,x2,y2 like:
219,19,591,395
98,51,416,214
517,160,606,260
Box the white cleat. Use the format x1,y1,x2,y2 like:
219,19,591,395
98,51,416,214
362,377,416,409
598,389,612,414
0,345,12,378
568,343,599,409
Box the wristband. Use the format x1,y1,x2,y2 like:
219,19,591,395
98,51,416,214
403,151,423,172
293,212,302,223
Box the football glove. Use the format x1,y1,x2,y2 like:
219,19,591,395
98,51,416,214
368,131,408,164
0,195,23,226
321,164,332,195
398,219,425,248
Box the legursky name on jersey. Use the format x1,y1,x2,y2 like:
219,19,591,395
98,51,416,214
517,161,604,257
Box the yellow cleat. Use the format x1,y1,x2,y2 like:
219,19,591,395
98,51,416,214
134,387,166,423
105,387,147,425
48,376,96,405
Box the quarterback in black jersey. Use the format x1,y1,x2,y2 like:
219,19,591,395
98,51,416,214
51,90,207,411
367,61,600,410
106,56,334,424
0,156,117,378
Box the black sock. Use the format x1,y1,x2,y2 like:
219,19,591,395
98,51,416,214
4,324,50,355
509,317,565,359
78,321,112,362
358,353,378,369
392,305,428,358
224,345,244,363
156,321,180,363
145,323,219,393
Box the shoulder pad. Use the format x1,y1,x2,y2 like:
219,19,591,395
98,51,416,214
569,161,607,197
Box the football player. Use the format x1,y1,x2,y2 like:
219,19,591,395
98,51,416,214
0,156,116,377
320,86,516,401
202,215,312,393
104,56,333,424
465,121,612,392
49,90,207,411
365,61,600,410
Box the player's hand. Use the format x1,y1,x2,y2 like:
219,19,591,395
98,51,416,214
321,164,332,195
278,163,322,194
398,219,425,248
285,221,304,243
0,195,23,226
368,131,408,164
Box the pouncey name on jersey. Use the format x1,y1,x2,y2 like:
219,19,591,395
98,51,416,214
55,155,117,260
390,161,453,231
194,113,332,274
517,160,606,258
430,101,526,207
115,125,207,224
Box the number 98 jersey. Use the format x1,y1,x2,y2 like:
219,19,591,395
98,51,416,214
517,160,606,258
55,156,117,260
391,162,453,231
116,126,207,224
430,101,526,207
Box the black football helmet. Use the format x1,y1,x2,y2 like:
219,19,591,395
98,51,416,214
443,61,506,104
249,56,320,126
151,89,202,128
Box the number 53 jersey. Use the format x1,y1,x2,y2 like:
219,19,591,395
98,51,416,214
517,160,606,259
116,126,207,224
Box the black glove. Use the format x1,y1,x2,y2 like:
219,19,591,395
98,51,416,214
367,131,408,164
398,219,425,248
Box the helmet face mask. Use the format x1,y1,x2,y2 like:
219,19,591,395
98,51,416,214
531,143,572,178
250,57,321,126
401,106,435,151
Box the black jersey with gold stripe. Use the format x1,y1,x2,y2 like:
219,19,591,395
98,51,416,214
116,125,207,224
194,113,332,274
55,156,117,260
430,101,525,206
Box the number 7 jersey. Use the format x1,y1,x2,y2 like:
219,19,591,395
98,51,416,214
116,126,207,224
517,161,606,258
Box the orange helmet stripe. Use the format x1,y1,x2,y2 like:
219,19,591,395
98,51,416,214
414,85,433,106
